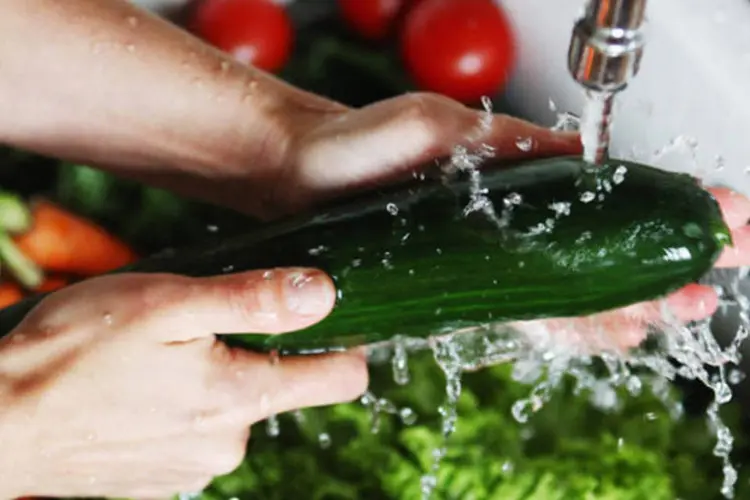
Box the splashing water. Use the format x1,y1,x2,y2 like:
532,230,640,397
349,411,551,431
391,335,411,386
261,97,747,500
360,390,418,433
420,338,463,500
380,103,747,497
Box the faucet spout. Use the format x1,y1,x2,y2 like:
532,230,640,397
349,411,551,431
567,0,647,93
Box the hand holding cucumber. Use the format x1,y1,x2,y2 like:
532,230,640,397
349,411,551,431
0,268,366,499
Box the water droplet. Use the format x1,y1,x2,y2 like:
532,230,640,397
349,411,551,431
290,273,312,288
515,137,533,152
548,201,571,217
683,222,704,239
103,313,113,326
385,202,399,215
612,165,628,184
715,155,726,171
308,245,327,256
265,415,280,437
625,375,642,396
511,400,529,423
222,265,235,273
504,192,522,206
399,407,417,425
317,432,331,449
728,369,745,385
262,270,274,280
206,224,218,232
391,337,410,385
579,191,596,203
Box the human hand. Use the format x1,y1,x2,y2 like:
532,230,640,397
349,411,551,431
266,92,581,219
0,268,367,499
509,186,750,353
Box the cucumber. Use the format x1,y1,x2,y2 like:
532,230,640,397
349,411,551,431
0,156,731,355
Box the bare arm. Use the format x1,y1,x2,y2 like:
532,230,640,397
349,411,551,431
0,0,337,194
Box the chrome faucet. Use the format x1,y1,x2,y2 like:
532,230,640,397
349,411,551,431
567,0,648,93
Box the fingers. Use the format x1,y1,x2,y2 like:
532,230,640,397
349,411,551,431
663,283,720,322
225,347,369,421
706,187,750,268
708,187,750,228
518,284,720,353
297,92,580,197
150,268,337,343
716,225,750,268
481,114,582,160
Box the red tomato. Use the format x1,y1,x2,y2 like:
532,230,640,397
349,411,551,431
337,0,407,41
190,0,294,72
400,0,516,104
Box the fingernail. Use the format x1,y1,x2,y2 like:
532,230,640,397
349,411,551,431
283,270,334,315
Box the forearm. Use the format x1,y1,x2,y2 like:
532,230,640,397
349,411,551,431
0,0,328,180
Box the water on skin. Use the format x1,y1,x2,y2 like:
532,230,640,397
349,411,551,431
420,339,463,500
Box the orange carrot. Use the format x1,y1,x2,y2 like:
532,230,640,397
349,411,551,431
0,282,24,309
13,200,138,276
34,275,69,293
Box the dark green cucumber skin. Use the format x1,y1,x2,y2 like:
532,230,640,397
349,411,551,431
0,156,730,355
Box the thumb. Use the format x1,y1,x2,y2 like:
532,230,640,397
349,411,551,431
153,267,336,343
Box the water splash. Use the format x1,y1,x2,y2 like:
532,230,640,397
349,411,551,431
420,338,463,500
391,335,411,386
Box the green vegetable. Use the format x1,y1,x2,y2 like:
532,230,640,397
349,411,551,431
0,191,32,234
130,155,729,354
0,156,730,351
201,351,749,500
